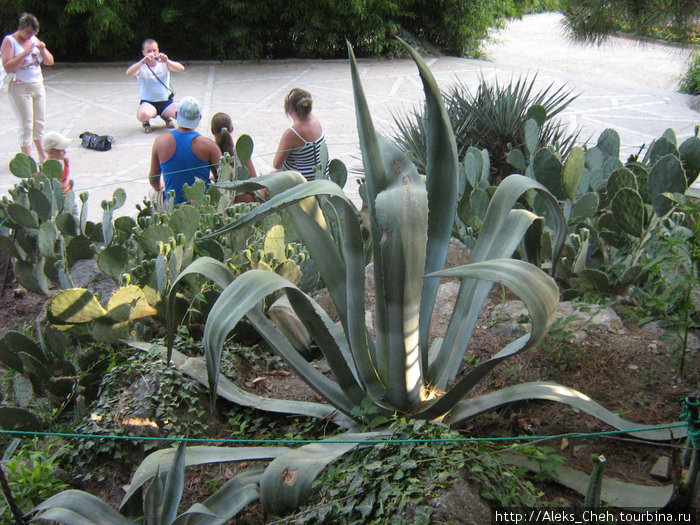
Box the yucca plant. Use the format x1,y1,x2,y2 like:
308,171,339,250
161,39,686,514
392,74,581,184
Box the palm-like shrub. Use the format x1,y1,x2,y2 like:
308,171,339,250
393,75,581,183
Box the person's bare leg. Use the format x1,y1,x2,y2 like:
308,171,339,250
137,102,158,132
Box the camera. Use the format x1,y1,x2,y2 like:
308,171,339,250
155,55,162,61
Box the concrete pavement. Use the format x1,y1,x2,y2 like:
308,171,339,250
1,12,698,221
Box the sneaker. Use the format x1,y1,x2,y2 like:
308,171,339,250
165,117,175,129
142,121,152,134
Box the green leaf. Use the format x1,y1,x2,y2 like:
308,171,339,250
41,158,63,180
48,288,107,324
532,148,565,200
15,259,49,295
612,188,644,237
595,129,620,159
260,431,389,515
98,245,129,282
235,134,254,165
0,407,42,431
121,445,289,509
55,211,78,236
648,154,687,216
562,147,585,200
9,153,36,178
32,490,134,524
28,187,51,221
7,202,39,228
139,224,174,258
446,381,686,440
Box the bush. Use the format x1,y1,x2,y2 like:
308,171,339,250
0,439,69,521
678,52,700,95
0,0,560,61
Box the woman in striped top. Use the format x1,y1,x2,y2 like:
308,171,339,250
273,88,327,181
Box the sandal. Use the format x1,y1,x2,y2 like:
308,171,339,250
165,117,176,129
142,121,152,134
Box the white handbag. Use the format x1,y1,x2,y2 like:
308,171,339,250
0,64,14,92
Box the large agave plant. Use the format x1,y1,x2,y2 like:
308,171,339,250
162,40,686,514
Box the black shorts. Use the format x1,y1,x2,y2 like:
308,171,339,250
140,97,174,116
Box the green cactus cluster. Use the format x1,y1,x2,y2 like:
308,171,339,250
0,327,107,431
454,114,699,295
0,154,94,295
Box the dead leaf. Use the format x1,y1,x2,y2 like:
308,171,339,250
281,468,298,485
560,438,569,450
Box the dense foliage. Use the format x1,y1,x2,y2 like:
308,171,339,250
0,0,558,61
561,0,700,45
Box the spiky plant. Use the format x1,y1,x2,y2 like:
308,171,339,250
158,39,686,515
392,74,581,184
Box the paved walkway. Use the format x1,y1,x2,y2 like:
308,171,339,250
1,13,698,220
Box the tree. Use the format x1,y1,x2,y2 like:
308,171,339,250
561,0,700,45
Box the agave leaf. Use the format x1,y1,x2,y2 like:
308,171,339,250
158,343,353,428
502,452,674,510
429,176,564,389
418,259,558,419
347,41,391,361
203,270,357,413
32,490,133,524
167,257,235,361
246,304,363,418
121,446,289,509
374,180,428,410
444,382,686,441
160,442,187,525
171,504,218,525
394,38,460,379
145,468,165,524
260,430,389,515
285,287,380,404
172,472,261,525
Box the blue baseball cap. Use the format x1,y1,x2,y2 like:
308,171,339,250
177,96,201,129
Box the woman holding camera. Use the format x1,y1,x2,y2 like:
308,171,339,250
126,38,184,133
1,13,54,162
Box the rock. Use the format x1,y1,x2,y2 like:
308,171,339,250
365,261,375,295
444,238,471,269
488,300,626,339
690,95,700,113
573,445,591,460
650,456,671,481
69,259,117,306
429,281,461,336
641,321,663,336
311,288,337,321
431,476,491,525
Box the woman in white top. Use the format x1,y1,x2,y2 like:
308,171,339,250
1,13,54,162
273,88,327,181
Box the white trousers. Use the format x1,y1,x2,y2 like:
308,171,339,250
9,80,46,147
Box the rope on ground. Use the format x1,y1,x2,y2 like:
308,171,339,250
0,422,686,447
